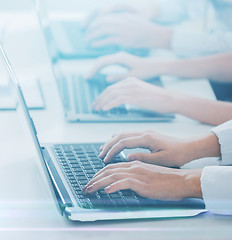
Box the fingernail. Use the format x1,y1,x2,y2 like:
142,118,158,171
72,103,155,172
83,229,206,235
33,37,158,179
82,186,87,193
99,145,104,151
105,185,111,193
127,154,136,161
98,151,104,158
86,185,93,193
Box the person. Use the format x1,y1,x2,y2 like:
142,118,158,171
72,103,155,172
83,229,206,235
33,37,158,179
84,0,232,100
87,52,232,103
83,120,232,215
86,52,232,125
84,0,232,57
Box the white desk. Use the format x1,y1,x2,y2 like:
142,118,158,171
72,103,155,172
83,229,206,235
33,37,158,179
0,10,232,240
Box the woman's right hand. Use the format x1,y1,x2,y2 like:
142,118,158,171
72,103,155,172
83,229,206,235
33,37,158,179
87,52,167,82
98,130,194,168
92,77,175,112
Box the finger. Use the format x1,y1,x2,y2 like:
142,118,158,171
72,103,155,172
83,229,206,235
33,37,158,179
90,36,123,48
83,4,134,29
99,132,142,159
92,81,127,109
105,178,145,196
85,26,118,43
92,162,132,180
127,151,180,167
99,145,104,151
93,79,131,109
127,152,162,164
86,53,129,79
92,87,122,111
103,135,151,163
84,173,135,194
83,164,131,190
87,16,119,33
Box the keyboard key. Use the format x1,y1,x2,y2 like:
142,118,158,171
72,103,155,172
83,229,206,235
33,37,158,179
67,176,76,180
76,176,87,180
69,163,81,168
109,192,122,199
64,150,72,154
120,189,133,197
82,166,95,170
84,169,96,174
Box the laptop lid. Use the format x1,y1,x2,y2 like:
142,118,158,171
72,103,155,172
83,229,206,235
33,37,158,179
0,44,62,211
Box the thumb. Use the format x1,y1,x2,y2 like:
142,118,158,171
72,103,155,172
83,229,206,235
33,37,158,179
127,152,165,165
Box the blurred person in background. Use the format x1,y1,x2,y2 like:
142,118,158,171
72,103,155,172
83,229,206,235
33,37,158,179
84,0,232,101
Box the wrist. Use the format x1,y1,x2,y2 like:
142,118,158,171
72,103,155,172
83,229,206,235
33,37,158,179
182,169,203,199
188,133,221,161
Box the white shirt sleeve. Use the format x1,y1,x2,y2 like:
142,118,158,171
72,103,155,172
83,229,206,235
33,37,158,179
172,28,232,57
211,120,232,166
201,120,232,215
201,166,232,215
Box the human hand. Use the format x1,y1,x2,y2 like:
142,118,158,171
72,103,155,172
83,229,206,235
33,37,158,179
87,52,165,82
83,161,202,200
84,13,172,49
98,130,194,168
82,3,160,29
92,77,175,112
82,4,140,29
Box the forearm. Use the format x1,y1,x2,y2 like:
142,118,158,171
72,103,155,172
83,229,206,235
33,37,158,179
170,92,232,125
177,133,221,199
160,54,232,82
187,133,221,161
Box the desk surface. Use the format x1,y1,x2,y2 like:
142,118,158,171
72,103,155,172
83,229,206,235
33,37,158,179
0,10,232,240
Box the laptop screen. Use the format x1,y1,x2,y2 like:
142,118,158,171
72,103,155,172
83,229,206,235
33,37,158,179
0,45,52,189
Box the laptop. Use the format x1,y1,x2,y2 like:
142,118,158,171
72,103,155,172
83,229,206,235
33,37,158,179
35,0,150,59
35,0,175,123
0,45,206,221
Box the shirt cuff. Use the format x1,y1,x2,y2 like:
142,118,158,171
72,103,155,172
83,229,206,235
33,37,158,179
201,166,232,215
211,120,232,166
171,28,232,57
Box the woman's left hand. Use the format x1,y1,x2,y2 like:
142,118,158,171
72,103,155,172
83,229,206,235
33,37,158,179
83,161,202,200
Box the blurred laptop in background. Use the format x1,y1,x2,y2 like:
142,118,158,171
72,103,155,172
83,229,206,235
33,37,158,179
35,0,149,59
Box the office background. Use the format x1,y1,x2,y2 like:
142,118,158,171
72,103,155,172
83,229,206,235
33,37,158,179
0,0,232,239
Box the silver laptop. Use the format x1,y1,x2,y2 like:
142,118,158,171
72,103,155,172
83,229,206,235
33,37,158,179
0,45,206,221
35,0,150,59
35,0,175,123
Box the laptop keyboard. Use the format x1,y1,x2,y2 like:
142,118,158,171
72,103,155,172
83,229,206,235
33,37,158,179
66,74,164,117
53,143,144,209
71,74,129,116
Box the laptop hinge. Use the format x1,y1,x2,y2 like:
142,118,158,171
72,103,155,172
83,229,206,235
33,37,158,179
42,147,74,211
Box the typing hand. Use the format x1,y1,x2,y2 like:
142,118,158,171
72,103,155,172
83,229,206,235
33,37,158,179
97,130,193,167
87,52,164,82
92,78,174,112
84,13,169,50
83,161,202,200
82,4,140,29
